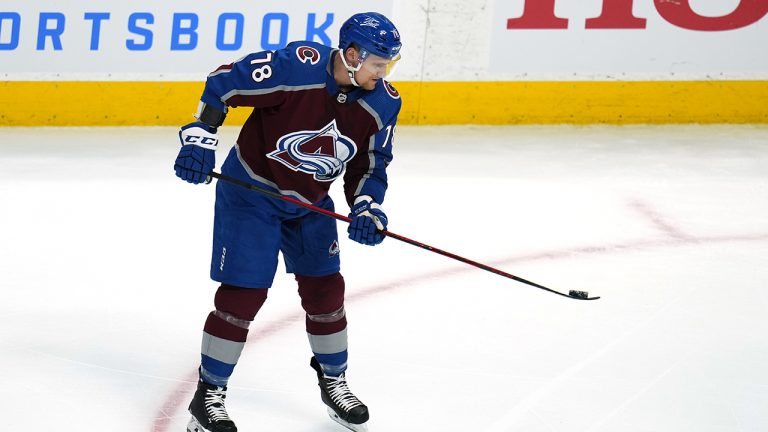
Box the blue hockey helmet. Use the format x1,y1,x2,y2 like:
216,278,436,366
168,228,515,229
338,12,402,61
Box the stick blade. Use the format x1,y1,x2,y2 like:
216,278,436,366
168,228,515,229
568,290,600,300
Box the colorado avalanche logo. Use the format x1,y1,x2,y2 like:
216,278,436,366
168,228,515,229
296,46,320,65
328,240,340,257
384,80,400,99
268,120,357,182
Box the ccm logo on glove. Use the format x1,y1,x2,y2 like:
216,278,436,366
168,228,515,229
174,122,219,184
184,135,218,146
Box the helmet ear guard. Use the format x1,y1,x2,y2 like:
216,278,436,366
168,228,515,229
340,45,366,72
339,45,364,87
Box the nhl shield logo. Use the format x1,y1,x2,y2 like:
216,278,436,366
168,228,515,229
268,120,357,182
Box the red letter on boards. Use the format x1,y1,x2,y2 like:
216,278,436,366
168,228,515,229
655,0,768,31
507,0,569,29
586,0,647,29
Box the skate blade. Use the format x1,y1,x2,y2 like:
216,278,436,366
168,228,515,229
326,407,369,432
186,416,211,432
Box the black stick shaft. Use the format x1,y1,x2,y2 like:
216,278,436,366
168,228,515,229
208,171,599,300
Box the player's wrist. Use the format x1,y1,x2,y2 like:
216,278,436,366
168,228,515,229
195,101,227,129
353,195,374,205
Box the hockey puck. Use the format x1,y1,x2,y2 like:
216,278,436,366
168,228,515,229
568,290,589,299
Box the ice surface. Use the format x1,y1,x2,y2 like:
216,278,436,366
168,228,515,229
1,125,767,432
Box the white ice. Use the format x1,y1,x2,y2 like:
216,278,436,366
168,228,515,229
1,125,767,432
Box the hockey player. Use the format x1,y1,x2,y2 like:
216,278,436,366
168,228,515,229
173,11,403,432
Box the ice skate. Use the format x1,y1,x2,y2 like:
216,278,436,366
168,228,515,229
310,357,369,432
187,380,237,432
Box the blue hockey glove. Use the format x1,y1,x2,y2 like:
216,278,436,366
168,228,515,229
174,122,218,184
347,196,388,246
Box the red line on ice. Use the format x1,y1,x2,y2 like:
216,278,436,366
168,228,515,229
150,231,767,431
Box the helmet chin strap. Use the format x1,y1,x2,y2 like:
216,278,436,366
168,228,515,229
340,51,363,87
347,70,361,87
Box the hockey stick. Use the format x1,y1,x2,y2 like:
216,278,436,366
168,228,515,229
207,171,600,301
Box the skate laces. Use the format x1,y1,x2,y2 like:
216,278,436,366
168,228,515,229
204,387,232,422
324,374,363,411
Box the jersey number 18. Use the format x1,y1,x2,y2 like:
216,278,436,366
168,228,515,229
250,52,273,83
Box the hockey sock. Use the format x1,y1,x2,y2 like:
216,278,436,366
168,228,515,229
297,273,348,377
199,284,268,386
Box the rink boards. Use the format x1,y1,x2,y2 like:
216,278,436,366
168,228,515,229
2,80,767,126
